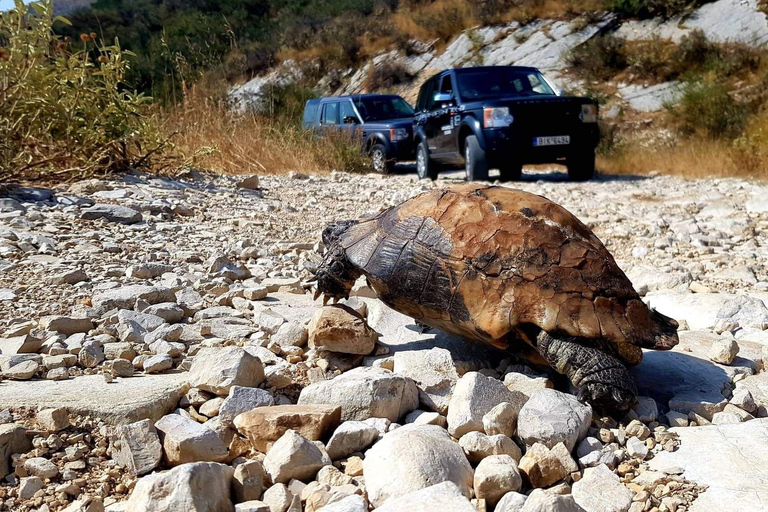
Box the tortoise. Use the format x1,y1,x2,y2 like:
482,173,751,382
312,184,679,410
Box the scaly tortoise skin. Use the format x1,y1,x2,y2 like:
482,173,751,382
314,184,679,410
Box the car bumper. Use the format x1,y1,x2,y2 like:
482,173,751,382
389,140,416,161
483,125,599,162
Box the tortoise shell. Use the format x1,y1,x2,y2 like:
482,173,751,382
333,184,673,365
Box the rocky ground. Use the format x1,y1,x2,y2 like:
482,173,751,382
0,167,767,512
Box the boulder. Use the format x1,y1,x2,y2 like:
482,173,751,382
154,414,229,466
111,419,163,475
482,402,518,438
0,423,32,478
373,481,476,512
232,460,265,502
503,372,554,400
4,360,39,380
393,347,459,414
447,372,526,438
78,341,105,368
0,334,44,355
262,429,331,484
234,404,341,452
709,338,739,365
272,321,308,348
572,464,633,512
308,305,377,355
363,424,474,507
262,483,293,512
219,386,275,426
458,431,521,463
316,494,368,512
144,354,173,374
125,462,234,512
19,476,44,500
103,343,137,361
81,204,142,224
518,443,567,489
325,421,379,460
24,457,59,479
495,491,527,512
39,316,94,335
298,367,418,422
37,408,69,432
520,489,584,512
516,389,591,451
187,347,265,396
92,285,176,313
474,455,522,506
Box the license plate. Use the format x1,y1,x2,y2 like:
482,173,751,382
533,135,570,147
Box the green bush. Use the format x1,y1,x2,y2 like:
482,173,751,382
261,83,319,125
670,81,749,138
609,0,706,18
0,0,167,180
567,35,627,80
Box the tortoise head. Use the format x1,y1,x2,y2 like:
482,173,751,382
313,221,362,303
650,308,679,350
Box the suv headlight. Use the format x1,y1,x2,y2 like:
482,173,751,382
580,104,598,123
390,128,409,141
484,107,514,128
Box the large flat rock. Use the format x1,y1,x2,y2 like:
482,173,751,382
631,330,759,416
0,373,188,424
649,419,768,511
645,293,768,331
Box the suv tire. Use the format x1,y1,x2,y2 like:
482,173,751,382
416,140,439,180
567,149,595,181
464,135,489,182
370,143,394,174
498,161,523,182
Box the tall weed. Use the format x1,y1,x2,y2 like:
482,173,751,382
0,0,167,181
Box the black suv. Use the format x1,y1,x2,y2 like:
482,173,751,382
303,94,416,173
413,66,599,181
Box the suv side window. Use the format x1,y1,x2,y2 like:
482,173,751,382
321,102,339,125
439,74,453,97
417,78,434,112
339,101,359,123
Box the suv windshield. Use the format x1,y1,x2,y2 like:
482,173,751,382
353,96,414,121
456,68,555,100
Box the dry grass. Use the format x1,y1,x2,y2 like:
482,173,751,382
163,95,370,176
598,138,768,179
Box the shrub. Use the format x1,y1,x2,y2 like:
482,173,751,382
261,83,319,125
0,0,167,181
364,60,414,91
608,0,705,18
567,35,627,80
670,81,749,138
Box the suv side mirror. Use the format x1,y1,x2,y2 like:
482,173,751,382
343,116,359,124
433,92,454,106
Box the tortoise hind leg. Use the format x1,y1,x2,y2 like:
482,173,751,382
535,330,638,411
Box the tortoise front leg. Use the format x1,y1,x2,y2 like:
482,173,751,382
535,331,638,411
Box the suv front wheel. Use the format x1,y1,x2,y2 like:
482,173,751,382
567,149,596,181
464,135,489,182
370,143,394,174
416,140,439,180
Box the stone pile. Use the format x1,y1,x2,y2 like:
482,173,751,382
1,170,768,510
